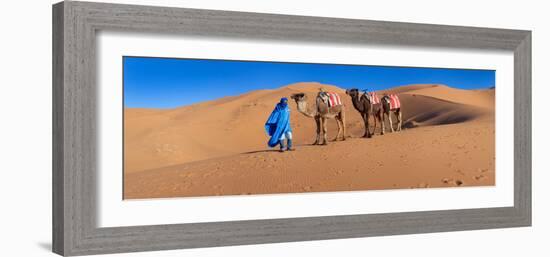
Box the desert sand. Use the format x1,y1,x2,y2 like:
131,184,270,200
124,83,495,199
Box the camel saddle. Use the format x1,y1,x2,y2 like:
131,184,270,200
361,91,380,105
318,91,342,108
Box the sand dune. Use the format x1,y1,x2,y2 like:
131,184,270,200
124,82,495,199
404,84,495,109
124,82,348,173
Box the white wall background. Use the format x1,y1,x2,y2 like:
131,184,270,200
0,0,547,256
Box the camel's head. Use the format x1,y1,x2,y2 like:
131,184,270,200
290,93,307,102
345,88,360,97
290,93,311,114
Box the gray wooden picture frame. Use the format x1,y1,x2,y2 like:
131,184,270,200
52,1,531,256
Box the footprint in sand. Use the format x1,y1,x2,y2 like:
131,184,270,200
474,174,486,180
441,178,464,186
477,168,489,173
442,178,455,184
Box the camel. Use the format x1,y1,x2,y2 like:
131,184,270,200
290,92,346,145
381,95,403,132
345,89,384,137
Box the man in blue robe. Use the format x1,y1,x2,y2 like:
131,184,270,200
265,97,294,152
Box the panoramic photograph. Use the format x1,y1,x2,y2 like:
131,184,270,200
123,56,496,199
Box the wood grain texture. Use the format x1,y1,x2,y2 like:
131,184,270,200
52,2,65,255
52,1,532,256
514,32,532,223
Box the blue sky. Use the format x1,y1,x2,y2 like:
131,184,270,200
123,56,495,109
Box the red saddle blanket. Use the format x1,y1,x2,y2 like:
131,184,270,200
388,94,401,109
367,92,380,104
327,92,342,107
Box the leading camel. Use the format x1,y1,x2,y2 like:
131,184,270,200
290,92,346,145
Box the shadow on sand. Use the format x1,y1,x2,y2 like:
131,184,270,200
242,149,282,154
241,143,332,155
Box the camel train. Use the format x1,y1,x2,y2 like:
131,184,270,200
290,88,402,145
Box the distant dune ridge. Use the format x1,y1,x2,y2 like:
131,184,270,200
124,82,495,199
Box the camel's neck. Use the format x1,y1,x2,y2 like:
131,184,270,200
295,100,317,118
351,94,366,112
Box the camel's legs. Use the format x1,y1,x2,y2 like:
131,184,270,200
341,111,347,140
338,118,343,140
378,112,384,135
388,111,394,132
361,113,367,137
337,116,344,140
333,114,342,141
381,112,386,135
313,116,321,145
373,112,378,136
321,118,328,145
397,110,402,131
362,113,370,138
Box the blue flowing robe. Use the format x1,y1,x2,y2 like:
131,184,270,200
265,103,292,147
